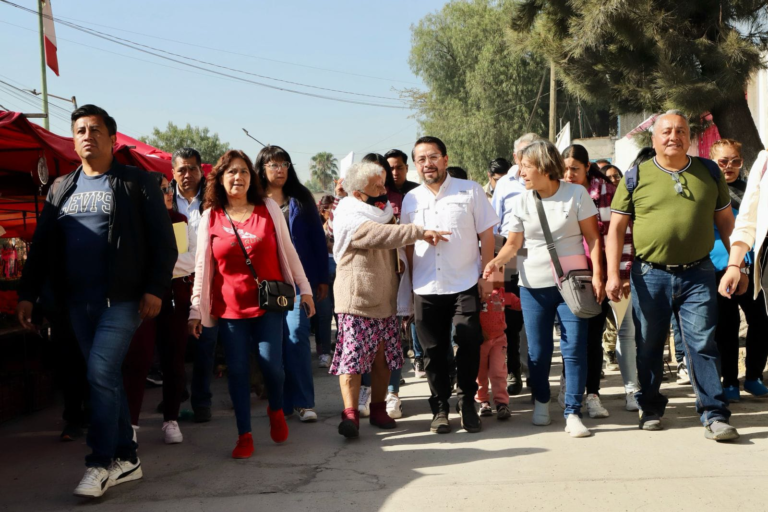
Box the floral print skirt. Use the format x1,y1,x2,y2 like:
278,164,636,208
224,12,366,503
329,313,403,376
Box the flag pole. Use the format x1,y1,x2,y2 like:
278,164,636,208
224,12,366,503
37,0,49,129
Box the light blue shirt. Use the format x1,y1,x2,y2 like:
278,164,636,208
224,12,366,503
491,165,527,235
176,191,202,234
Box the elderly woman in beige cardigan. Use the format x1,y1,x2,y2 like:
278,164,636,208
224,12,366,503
330,161,449,438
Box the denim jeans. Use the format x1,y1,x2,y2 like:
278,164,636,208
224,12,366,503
69,300,142,468
191,324,219,411
219,313,284,435
411,323,423,358
631,258,730,426
520,286,588,417
614,300,639,393
283,296,315,415
315,257,336,356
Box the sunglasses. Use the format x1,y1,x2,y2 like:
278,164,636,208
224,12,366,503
161,186,173,194
717,158,743,169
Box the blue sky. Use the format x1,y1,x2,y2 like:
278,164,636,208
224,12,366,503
0,0,446,180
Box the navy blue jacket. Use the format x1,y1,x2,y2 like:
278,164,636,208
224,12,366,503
288,198,329,291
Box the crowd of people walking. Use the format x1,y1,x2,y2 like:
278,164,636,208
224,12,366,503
15,105,768,498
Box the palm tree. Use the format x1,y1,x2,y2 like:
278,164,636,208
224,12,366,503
309,152,339,192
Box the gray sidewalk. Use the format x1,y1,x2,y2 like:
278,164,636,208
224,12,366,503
2,345,768,512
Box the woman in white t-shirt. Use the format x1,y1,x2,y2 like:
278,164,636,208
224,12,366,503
484,140,604,438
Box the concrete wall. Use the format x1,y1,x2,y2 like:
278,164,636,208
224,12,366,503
573,136,615,162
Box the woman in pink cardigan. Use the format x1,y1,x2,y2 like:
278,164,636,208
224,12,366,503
188,150,313,459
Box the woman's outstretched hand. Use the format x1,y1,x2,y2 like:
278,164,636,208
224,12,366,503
483,259,502,280
423,230,451,246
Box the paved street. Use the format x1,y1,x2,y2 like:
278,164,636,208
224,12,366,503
2,341,768,512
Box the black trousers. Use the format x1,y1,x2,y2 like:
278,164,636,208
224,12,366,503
715,268,768,387
504,274,524,375
415,285,483,414
49,309,89,426
585,300,611,395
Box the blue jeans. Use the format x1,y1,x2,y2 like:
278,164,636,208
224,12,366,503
219,313,284,435
672,316,685,364
315,257,336,356
69,301,142,468
411,323,423,358
631,258,730,425
191,324,219,411
520,286,588,417
283,296,315,415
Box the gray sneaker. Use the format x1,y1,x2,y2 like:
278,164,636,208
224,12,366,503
639,412,663,431
705,421,740,442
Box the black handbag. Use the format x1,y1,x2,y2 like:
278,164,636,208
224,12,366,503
224,209,295,312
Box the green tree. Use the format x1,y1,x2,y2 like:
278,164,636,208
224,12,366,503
304,178,323,194
309,152,339,191
140,122,231,165
510,0,768,166
406,0,611,182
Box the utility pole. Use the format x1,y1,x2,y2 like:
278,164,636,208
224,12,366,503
548,60,557,142
37,0,49,129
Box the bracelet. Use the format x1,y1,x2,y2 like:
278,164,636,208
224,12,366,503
726,264,742,271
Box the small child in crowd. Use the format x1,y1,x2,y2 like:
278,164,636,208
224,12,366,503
476,285,521,420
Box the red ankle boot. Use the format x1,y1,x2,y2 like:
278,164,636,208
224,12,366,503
267,407,289,443
369,401,397,429
232,432,254,459
338,407,360,438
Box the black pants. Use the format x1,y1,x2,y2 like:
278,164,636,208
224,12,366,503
415,285,483,414
504,274,524,375
49,309,89,426
585,300,610,395
715,268,768,387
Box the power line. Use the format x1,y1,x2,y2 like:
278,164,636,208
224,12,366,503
1,1,410,109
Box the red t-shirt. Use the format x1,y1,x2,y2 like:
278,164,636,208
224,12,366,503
209,206,284,319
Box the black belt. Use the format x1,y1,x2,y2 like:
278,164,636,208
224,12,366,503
640,257,708,273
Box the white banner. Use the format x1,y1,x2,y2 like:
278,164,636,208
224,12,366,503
339,151,354,179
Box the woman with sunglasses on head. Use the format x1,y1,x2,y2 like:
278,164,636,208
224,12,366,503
256,145,328,424
711,139,768,401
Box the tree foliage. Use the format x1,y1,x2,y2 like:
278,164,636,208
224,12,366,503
140,122,231,165
309,152,339,191
304,178,324,194
406,0,611,182
510,0,768,166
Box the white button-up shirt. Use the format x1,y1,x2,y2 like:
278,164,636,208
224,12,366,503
491,164,527,235
176,191,202,234
401,175,499,296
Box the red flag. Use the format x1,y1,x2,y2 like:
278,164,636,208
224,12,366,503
42,0,59,76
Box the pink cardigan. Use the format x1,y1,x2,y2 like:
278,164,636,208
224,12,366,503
189,198,312,327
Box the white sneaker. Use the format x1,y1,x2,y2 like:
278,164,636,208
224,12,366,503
107,457,143,487
131,424,139,444
318,354,331,368
385,393,403,419
585,394,610,418
557,374,566,410
296,408,318,422
162,420,183,444
677,361,691,385
73,467,110,498
565,414,592,438
625,392,640,411
358,386,371,417
532,400,551,426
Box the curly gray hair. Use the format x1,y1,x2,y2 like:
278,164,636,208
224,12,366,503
344,161,386,193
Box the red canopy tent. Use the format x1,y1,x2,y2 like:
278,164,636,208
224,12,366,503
116,132,213,175
0,111,176,240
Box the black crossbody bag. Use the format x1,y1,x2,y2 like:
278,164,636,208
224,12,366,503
224,210,295,312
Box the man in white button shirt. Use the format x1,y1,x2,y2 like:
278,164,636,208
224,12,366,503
402,136,499,434
491,133,542,396
170,148,216,423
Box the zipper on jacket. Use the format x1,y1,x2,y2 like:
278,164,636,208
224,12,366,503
107,298,111,308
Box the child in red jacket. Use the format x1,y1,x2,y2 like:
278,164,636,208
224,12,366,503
476,287,521,419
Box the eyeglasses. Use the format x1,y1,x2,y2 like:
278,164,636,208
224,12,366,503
161,186,173,194
669,172,684,195
415,154,443,167
606,174,621,183
717,158,743,169
265,162,290,171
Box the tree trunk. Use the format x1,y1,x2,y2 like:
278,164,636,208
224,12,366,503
710,94,764,173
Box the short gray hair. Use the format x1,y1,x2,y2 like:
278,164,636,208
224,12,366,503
650,109,689,134
344,161,386,193
514,133,543,151
519,140,565,181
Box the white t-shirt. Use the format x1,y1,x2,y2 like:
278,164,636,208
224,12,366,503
401,174,499,295
506,181,598,289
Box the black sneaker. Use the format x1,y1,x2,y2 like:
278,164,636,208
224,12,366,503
496,403,511,421
506,370,523,396
60,423,84,442
194,407,212,423
145,370,163,387
456,401,481,433
430,411,451,434
413,357,426,378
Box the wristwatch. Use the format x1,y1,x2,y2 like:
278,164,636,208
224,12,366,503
740,266,751,276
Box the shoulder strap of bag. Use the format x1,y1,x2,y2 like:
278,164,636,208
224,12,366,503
223,209,260,286
533,192,565,281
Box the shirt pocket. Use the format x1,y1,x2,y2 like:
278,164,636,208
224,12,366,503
443,196,472,229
